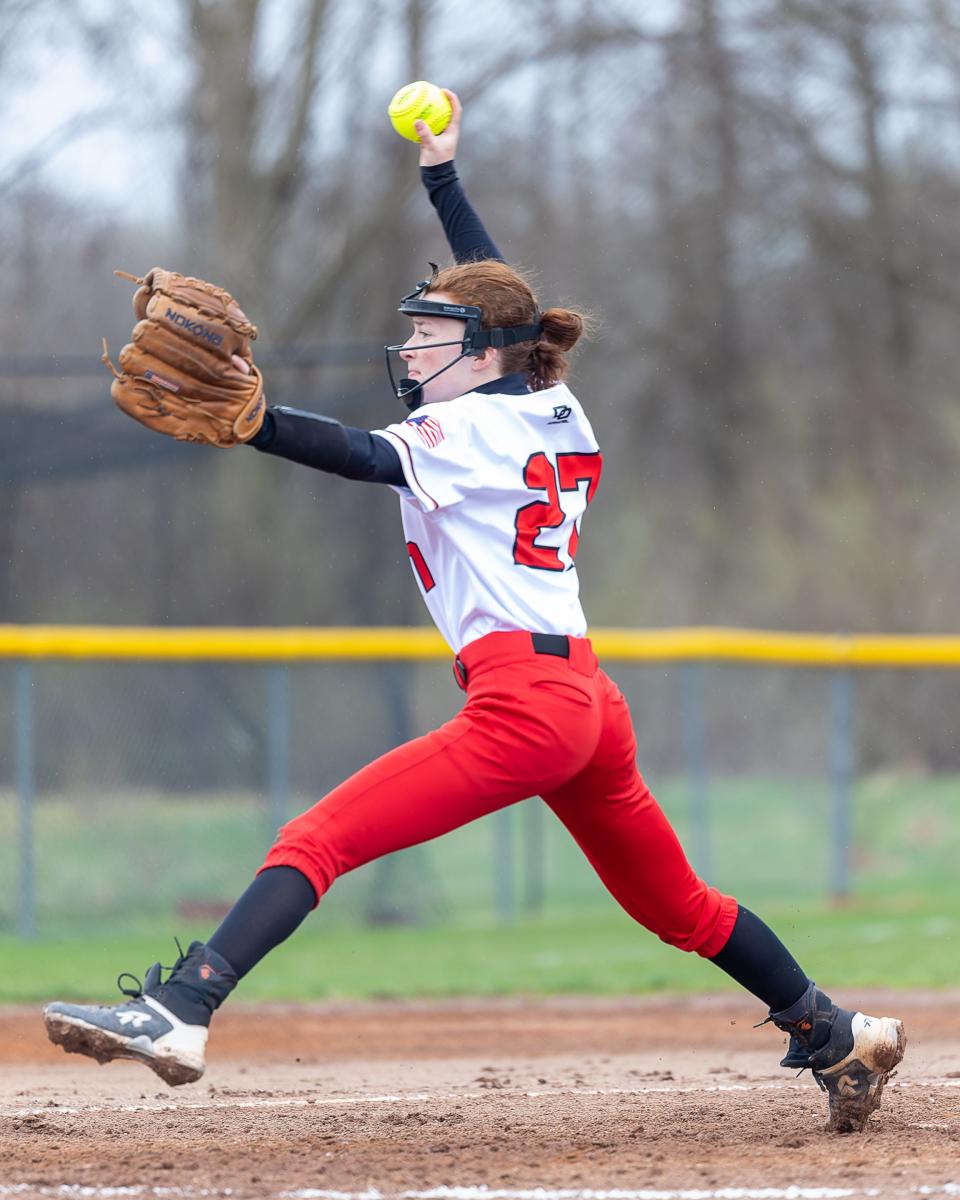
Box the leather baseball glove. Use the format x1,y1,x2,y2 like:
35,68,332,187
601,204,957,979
102,268,266,447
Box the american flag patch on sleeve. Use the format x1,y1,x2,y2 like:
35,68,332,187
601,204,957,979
406,413,445,448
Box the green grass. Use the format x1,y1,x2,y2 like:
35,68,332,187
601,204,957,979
4,892,959,1005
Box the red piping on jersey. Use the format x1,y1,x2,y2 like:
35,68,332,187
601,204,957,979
379,429,440,511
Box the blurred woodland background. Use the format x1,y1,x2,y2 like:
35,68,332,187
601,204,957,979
2,0,959,640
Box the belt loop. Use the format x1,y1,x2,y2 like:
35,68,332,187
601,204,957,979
531,632,570,659
453,656,468,691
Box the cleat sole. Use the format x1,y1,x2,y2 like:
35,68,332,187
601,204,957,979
821,1019,906,1134
43,1009,203,1087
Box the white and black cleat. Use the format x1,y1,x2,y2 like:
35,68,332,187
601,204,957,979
44,994,208,1086
811,1011,907,1134
42,941,235,1086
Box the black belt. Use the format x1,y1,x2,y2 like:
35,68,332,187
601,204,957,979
454,632,570,689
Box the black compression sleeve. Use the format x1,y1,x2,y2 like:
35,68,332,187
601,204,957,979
421,161,505,264
250,406,405,486
207,866,316,980
341,428,406,484
251,407,349,471
709,905,810,1012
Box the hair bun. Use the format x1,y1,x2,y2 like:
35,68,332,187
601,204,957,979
540,308,584,352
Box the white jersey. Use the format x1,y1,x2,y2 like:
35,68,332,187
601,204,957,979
373,381,603,654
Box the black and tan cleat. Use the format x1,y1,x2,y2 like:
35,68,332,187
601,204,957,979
767,982,906,1133
811,1011,907,1134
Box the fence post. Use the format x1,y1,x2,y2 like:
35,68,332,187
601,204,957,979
16,662,36,940
494,807,515,924
681,662,712,880
366,662,428,925
267,663,290,837
829,668,855,901
523,799,545,913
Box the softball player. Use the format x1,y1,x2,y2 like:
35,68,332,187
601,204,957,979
44,90,905,1134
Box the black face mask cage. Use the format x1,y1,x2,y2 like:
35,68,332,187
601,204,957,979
384,267,544,411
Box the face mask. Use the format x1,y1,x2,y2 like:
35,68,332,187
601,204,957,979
384,266,542,411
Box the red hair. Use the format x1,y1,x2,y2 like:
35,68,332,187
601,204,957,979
426,260,591,390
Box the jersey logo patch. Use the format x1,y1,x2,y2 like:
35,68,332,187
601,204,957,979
548,405,571,424
406,413,445,448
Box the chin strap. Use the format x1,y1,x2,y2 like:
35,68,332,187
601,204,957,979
398,377,423,411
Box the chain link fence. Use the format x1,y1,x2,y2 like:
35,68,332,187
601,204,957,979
2,643,959,940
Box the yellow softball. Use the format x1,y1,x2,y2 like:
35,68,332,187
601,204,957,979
388,81,452,143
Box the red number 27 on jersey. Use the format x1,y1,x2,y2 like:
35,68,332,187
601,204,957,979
514,451,602,571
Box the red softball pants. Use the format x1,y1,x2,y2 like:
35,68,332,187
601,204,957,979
261,630,738,958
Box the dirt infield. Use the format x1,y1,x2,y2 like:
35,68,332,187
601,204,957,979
2,992,958,1199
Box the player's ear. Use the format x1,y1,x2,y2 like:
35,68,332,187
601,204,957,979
472,347,499,371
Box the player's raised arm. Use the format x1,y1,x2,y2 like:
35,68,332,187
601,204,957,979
412,88,505,265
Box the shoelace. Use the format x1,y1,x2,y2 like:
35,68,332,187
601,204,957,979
116,936,187,999
116,972,144,999
754,1014,817,1078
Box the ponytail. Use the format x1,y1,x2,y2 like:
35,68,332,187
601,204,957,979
527,307,587,390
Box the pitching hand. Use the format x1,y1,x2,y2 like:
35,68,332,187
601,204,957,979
417,89,462,167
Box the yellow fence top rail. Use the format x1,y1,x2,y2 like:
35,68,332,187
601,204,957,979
2,625,960,667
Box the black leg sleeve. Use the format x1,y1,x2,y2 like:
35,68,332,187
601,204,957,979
709,905,810,1012
206,866,317,980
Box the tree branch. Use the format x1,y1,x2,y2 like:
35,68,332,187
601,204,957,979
0,107,115,198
